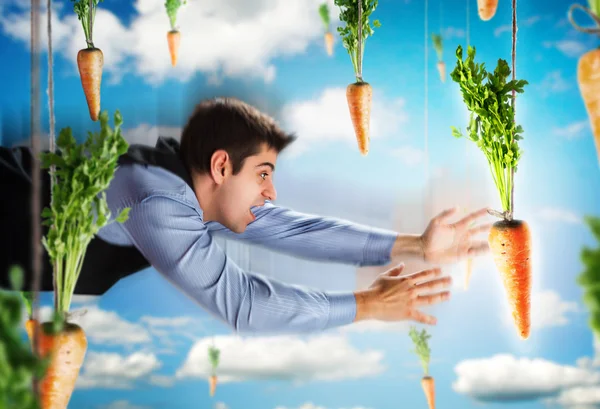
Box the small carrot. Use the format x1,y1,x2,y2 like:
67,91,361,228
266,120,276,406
72,0,104,121
208,344,220,397
346,82,372,156
167,30,181,67
409,327,435,409
488,219,532,339
477,0,498,21
165,0,186,67
568,4,600,166
319,3,334,56
336,0,381,155
431,34,445,83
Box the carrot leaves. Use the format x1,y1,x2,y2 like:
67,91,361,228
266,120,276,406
579,216,600,338
589,0,600,17
409,326,431,376
0,266,49,409
40,111,130,318
319,3,331,31
335,0,381,81
71,0,103,48
166,0,187,31
449,45,528,215
208,345,220,376
431,34,443,61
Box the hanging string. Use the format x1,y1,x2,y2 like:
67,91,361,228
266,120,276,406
47,0,57,311
423,0,429,222
465,0,470,213
509,0,517,220
357,0,363,82
30,0,42,399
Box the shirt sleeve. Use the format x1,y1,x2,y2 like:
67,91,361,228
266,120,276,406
206,201,399,267
119,196,357,334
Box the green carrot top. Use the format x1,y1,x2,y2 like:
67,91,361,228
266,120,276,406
431,33,443,61
409,326,431,376
165,0,187,31
319,3,331,31
579,216,600,338
209,345,220,375
71,0,103,49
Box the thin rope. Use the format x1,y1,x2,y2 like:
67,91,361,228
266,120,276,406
509,0,517,220
357,0,363,81
47,0,57,311
424,0,429,223
465,0,470,213
30,0,42,399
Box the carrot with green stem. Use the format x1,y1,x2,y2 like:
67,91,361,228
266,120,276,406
431,34,445,83
208,344,220,397
568,2,600,167
319,3,335,56
165,0,187,67
29,111,130,409
71,0,104,122
335,0,381,156
409,327,435,409
477,0,498,21
450,45,531,340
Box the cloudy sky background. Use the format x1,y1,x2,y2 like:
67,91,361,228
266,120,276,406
2,0,600,408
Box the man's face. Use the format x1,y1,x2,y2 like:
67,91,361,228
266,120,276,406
215,144,278,233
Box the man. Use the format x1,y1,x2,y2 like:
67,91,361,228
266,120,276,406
0,97,490,334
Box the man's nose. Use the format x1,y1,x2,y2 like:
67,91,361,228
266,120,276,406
262,181,277,201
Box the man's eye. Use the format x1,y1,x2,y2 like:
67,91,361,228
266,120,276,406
260,172,268,180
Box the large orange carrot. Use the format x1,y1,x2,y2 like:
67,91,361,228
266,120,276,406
477,0,498,21
346,82,372,156
77,48,103,122
167,30,181,67
488,219,532,339
324,31,334,56
577,48,600,165
209,374,218,397
26,321,88,409
421,376,436,409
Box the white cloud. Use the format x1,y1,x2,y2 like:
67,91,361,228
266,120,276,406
0,0,341,85
175,334,385,384
148,374,176,388
214,403,229,409
280,87,409,156
452,354,600,402
338,320,410,333
553,121,590,140
98,401,151,409
543,40,588,58
275,404,372,409
495,15,541,37
442,27,465,39
390,146,424,167
530,290,579,329
538,207,583,224
547,385,600,408
536,70,572,96
76,351,161,389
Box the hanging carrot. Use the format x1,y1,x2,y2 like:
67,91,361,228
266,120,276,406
431,34,445,83
409,327,435,409
568,3,600,167
335,0,381,156
33,111,131,408
477,0,498,21
319,3,334,56
208,344,220,397
71,0,104,121
450,45,531,339
165,0,187,67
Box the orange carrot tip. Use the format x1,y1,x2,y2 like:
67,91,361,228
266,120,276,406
346,81,372,156
165,0,186,66
477,0,498,21
409,327,434,409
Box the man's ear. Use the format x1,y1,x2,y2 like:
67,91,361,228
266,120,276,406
210,150,230,184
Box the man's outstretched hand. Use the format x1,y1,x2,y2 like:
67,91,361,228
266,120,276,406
420,207,492,265
354,263,452,325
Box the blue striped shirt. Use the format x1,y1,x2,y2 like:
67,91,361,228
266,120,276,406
96,164,399,334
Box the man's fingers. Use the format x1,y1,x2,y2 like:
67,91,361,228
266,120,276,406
409,309,437,325
414,291,451,307
414,276,452,293
434,207,459,223
467,222,494,238
407,267,443,284
467,241,490,257
385,263,405,277
456,207,490,227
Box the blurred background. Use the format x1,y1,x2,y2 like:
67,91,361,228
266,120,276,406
2,0,600,408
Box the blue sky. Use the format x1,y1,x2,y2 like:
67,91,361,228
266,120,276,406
3,0,600,408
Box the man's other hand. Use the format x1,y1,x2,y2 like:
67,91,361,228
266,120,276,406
354,263,451,325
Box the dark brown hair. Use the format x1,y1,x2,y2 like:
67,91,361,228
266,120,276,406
180,97,296,175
